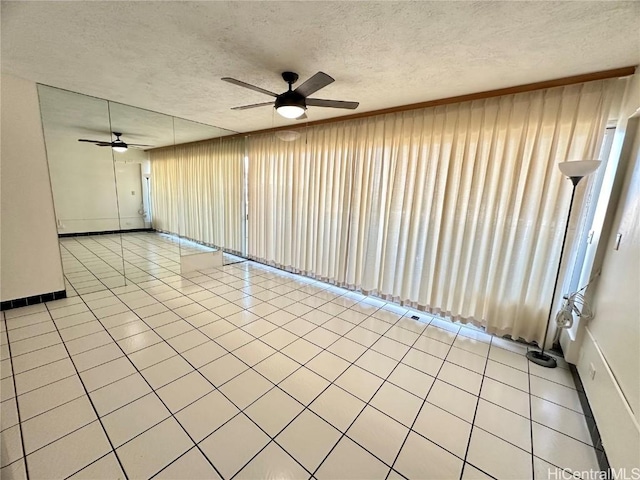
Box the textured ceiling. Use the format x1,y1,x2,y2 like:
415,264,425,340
2,1,639,134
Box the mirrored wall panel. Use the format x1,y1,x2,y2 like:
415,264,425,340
39,83,239,294
106,102,178,280
38,85,126,295
173,118,236,263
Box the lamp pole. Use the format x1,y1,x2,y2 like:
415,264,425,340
527,177,580,368
526,160,600,369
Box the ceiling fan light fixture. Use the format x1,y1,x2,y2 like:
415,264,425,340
274,91,306,119
276,105,306,119
112,144,128,153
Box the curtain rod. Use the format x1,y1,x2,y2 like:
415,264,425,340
149,65,636,152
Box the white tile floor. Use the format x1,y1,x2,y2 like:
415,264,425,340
1,232,602,479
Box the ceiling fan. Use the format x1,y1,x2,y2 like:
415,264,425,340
222,71,359,119
77,132,153,153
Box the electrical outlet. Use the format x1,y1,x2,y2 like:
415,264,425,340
589,362,596,380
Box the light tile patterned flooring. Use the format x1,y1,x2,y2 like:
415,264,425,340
1,233,601,479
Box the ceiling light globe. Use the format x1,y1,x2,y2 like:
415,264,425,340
276,105,305,119
276,130,302,142
112,145,128,153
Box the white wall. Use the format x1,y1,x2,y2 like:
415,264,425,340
114,151,148,230
46,131,122,233
0,74,65,301
39,86,149,234
588,118,640,422
44,135,150,233
576,73,640,470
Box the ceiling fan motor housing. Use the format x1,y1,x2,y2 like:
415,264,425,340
275,90,306,110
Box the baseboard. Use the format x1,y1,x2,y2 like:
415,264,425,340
58,228,155,238
1,289,67,311
569,365,611,471
577,328,640,471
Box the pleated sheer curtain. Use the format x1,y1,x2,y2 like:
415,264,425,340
248,79,620,344
150,138,245,254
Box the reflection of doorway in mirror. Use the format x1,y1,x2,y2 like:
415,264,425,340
115,162,145,230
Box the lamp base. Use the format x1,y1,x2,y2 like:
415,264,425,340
526,350,557,368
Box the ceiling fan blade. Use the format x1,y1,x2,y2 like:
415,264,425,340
126,143,155,147
231,102,274,110
221,77,278,97
78,139,114,146
306,98,359,109
294,72,334,97
295,112,308,120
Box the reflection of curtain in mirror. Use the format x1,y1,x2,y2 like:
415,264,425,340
248,79,621,344
150,138,244,254
149,147,180,236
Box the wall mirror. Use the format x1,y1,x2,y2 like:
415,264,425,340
172,117,237,268
38,85,126,295
38,83,238,299
106,101,178,281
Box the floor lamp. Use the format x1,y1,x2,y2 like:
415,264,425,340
526,160,601,368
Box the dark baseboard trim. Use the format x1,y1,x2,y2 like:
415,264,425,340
58,228,154,238
1,290,67,311
569,364,611,473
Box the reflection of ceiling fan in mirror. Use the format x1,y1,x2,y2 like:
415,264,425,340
222,71,359,120
77,132,154,153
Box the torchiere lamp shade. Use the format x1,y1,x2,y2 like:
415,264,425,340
558,160,601,178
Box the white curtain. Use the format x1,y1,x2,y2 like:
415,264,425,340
248,79,620,343
150,138,245,254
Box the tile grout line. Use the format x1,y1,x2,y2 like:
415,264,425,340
456,335,494,479
8,312,583,421
57,242,121,299
111,235,603,469
384,321,471,479
43,301,130,480
228,316,404,478
141,265,394,478
2,313,31,480
8,297,580,399
59,241,106,294
14,324,579,438
91,248,562,474
65,294,227,480
11,232,593,478
306,314,436,479
112,255,438,478
113,242,473,447
228,312,406,479
11,271,590,468
528,351,536,479
127,295,326,477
